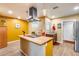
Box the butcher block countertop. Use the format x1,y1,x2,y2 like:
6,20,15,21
19,35,53,45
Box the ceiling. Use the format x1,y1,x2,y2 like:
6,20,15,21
0,3,79,20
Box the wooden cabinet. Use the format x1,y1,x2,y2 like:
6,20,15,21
0,26,7,48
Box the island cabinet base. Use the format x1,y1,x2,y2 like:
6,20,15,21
20,38,53,56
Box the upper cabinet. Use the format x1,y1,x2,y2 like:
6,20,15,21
0,17,6,26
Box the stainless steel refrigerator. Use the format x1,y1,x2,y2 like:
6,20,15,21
74,20,79,52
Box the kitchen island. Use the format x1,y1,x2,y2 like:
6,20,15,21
19,35,53,56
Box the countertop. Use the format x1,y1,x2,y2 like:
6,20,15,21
19,35,53,45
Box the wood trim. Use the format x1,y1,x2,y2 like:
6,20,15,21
0,14,17,19
8,40,19,44
0,15,28,22
48,13,79,20
64,40,75,44
56,13,79,19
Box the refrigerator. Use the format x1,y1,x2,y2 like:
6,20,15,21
74,20,79,52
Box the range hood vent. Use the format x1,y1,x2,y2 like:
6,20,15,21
27,6,38,22
29,6,37,18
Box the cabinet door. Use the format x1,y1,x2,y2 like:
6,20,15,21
0,27,7,48
0,27,3,47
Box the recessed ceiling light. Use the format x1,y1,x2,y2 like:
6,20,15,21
8,10,13,14
17,16,21,19
74,6,79,10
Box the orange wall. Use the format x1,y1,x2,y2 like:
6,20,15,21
6,19,28,42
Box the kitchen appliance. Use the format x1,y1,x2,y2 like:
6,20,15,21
27,6,39,22
74,20,79,52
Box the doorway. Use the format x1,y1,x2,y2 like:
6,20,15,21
63,20,74,42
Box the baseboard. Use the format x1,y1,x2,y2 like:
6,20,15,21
53,41,61,45
64,40,75,44
57,41,63,44
8,40,20,44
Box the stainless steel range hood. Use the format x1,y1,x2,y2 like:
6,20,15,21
27,6,39,22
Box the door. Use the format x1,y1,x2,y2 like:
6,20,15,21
63,21,74,41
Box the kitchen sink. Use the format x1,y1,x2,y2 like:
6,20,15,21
26,35,40,38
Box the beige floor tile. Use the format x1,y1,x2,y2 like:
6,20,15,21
0,40,79,56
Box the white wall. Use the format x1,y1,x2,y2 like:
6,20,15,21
45,18,52,34
52,15,79,43
51,19,63,43
28,21,40,34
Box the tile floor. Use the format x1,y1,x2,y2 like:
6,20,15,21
0,40,79,56
0,40,23,56
53,42,79,56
